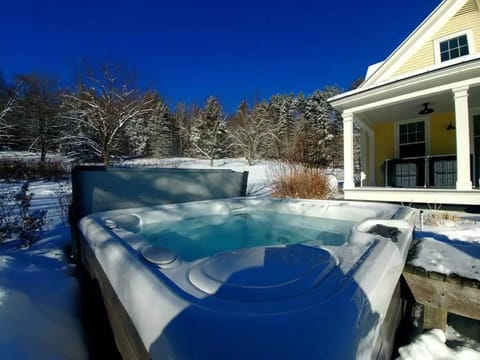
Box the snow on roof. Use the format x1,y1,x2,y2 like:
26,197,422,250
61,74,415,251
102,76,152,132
364,61,384,82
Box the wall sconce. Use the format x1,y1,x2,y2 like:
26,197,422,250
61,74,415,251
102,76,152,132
446,122,456,131
419,102,434,115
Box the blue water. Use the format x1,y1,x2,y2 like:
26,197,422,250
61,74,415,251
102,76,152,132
140,211,355,261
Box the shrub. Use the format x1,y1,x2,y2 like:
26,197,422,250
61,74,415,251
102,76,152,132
266,162,332,199
424,210,461,227
54,180,72,226
0,158,71,181
0,182,47,247
420,203,461,227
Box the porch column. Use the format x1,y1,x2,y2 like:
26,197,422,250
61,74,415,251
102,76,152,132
360,129,367,185
453,86,472,190
343,112,355,189
368,133,375,185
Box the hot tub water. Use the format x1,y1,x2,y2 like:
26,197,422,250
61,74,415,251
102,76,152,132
139,211,355,261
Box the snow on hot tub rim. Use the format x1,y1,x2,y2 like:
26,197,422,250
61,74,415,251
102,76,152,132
86,197,417,228
81,197,418,266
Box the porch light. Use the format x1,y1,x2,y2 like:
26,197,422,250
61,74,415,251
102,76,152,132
419,103,434,115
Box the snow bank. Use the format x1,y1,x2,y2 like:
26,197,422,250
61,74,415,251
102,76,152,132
0,247,87,359
397,328,480,360
0,181,87,359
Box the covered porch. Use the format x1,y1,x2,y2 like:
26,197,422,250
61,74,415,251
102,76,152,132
331,59,480,205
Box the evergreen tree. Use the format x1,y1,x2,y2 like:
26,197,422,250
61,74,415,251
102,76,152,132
267,94,296,159
322,86,344,168
190,96,228,167
142,95,172,158
260,88,344,168
302,90,335,165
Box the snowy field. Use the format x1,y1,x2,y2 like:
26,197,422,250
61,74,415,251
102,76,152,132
1,155,480,359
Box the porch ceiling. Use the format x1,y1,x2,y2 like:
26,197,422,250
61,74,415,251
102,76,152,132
359,84,480,126
330,58,480,127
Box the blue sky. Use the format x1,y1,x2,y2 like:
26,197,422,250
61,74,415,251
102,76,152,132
1,0,441,112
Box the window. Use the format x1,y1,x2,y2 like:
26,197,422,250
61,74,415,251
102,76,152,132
434,30,474,64
398,121,425,158
439,35,469,62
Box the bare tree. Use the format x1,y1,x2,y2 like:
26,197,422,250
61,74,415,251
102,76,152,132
13,74,61,161
61,62,154,165
173,102,198,156
0,79,23,142
228,100,276,166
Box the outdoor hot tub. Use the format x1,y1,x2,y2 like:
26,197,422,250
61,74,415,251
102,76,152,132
78,198,417,359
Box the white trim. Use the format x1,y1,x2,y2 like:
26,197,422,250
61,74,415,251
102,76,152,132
355,115,375,136
343,187,480,205
362,0,469,86
453,86,472,189
368,133,376,186
343,113,355,189
473,111,480,186
394,118,430,158
341,76,480,115
329,59,480,111
433,29,475,64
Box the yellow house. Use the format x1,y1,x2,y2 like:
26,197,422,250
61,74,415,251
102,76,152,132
329,0,480,205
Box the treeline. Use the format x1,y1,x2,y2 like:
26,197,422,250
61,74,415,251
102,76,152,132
0,61,348,167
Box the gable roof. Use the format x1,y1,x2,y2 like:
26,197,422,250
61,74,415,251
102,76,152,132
361,0,473,88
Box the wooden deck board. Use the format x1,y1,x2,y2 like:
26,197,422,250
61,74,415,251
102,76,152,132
403,264,480,330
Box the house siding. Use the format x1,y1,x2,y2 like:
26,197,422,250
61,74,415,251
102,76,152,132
393,43,435,77
393,6,480,78
374,122,395,185
455,0,479,17
430,112,456,155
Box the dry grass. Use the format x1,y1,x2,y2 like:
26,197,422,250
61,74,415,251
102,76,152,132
266,162,332,199
428,211,461,226
423,203,462,227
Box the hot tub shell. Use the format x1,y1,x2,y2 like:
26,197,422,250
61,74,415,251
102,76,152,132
78,198,417,359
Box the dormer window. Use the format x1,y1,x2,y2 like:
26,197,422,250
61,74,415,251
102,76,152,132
434,30,474,64
440,35,469,61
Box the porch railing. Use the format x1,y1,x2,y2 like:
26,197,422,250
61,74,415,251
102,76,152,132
384,155,477,188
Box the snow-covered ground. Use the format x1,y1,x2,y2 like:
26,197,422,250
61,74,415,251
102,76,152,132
397,212,480,359
0,180,88,359
1,155,480,359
